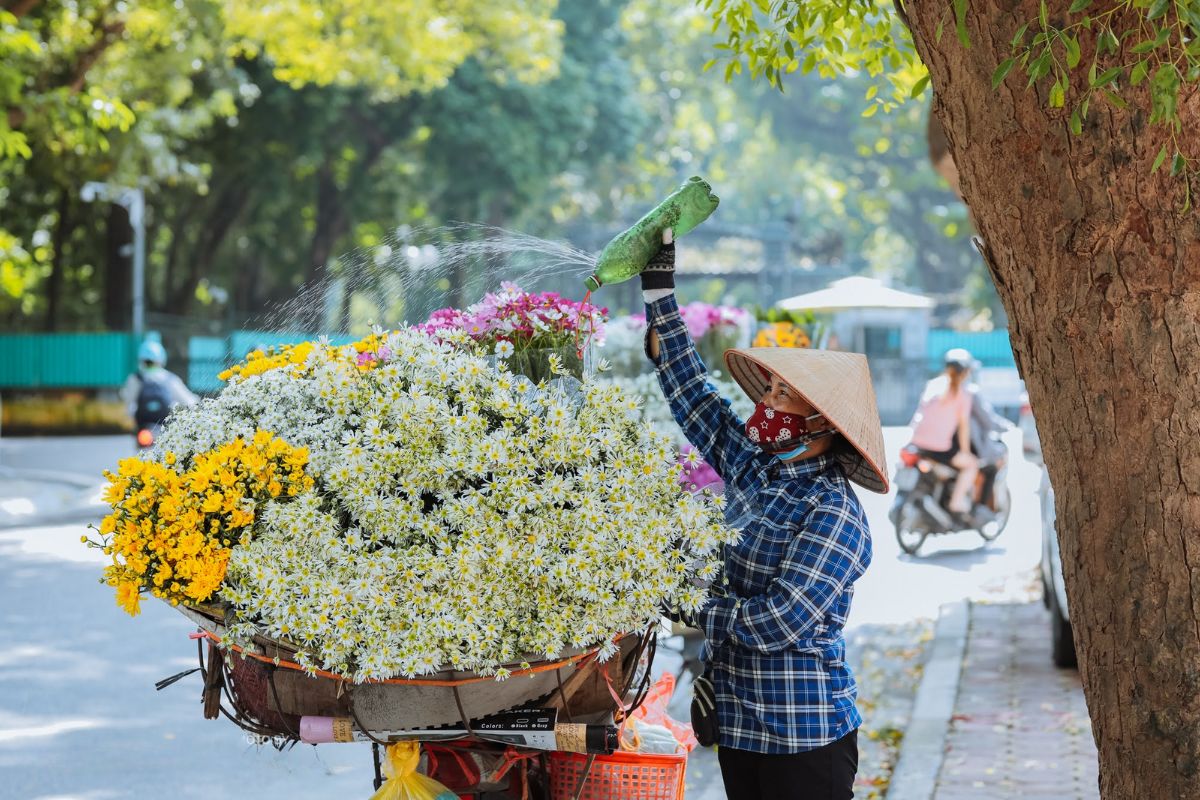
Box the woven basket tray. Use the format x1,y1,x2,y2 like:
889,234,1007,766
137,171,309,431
179,602,649,737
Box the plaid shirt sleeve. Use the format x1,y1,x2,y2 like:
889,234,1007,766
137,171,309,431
645,294,758,481
698,496,870,653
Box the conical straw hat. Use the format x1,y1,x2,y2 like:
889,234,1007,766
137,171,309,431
723,347,889,493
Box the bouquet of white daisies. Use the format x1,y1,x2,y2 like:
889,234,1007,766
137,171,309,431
93,326,738,683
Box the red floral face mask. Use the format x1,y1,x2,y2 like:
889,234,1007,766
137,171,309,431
744,402,829,454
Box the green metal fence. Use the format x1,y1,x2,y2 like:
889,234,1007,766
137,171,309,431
0,333,137,389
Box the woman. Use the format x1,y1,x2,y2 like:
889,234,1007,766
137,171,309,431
642,231,889,799
908,348,978,515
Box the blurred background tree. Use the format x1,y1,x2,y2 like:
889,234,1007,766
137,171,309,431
0,0,986,333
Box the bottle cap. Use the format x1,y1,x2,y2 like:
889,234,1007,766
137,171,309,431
584,274,602,292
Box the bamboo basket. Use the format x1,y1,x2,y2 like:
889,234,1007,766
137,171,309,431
178,602,656,741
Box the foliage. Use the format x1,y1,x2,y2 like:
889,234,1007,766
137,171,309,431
220,0,563,99
93,327,736,680
699,0,928,108
705,0,1199,200
993,0,1200,205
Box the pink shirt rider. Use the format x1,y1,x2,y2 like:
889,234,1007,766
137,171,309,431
910,386,972,452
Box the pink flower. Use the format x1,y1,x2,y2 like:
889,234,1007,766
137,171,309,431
417,284,608,350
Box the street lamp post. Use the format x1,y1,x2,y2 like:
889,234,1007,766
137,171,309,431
81,182,145,336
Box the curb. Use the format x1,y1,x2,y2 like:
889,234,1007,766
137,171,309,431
886,599,969,800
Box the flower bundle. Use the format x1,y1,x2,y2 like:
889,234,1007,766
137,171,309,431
417,282,607,354
417,283,608,383
93,327,737,683
90,431,313,616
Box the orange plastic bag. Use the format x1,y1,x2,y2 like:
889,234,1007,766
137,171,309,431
624,672,697,752
370,741,459,800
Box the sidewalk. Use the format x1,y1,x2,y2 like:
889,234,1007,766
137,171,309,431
892,601,1099,799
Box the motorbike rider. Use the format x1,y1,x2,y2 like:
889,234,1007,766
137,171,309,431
120,338,198,434
908,348,978,516
963,357,1012,510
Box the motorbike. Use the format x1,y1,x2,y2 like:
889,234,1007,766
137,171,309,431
888,436,1012,555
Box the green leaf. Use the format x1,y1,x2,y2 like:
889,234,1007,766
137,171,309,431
936,20,945,43
701,58,718,72
1011,22,1030,49
1029,51,1053,84
1039,0,1048,28
992,57,1016,89
1063,35,1081,68
1131,60,1149,86
1170,152,1186,177
1147,0,1170,20
1150,63,1180,122
1152,145,1169,173
1093,66,1122,87
954,0,971,47
862,103,879,117
1049,77,1066,108
1068,0,1093,12
1131,39,1158,54
1102,89,1128,108
1099,29,1119,54
910,74,931,98
1069,108,1082,135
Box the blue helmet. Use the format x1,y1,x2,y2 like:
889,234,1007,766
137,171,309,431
138,340,167,367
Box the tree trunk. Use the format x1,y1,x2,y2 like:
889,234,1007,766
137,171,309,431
170,183,250,313
45,188,73,331
901,2,1200,797
307,158,352,291
103,201,133,330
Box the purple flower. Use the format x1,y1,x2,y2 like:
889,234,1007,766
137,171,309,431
677,445,724,494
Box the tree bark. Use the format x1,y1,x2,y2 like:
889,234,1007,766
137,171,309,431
5,0,40,19
902,2,1200,797
44,188,73,331
103,201,133,330
307,157,353,291
170,183,251,313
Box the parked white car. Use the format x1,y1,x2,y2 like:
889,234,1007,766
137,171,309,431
1020,395,1077,667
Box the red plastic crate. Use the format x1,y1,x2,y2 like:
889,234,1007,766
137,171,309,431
548,750,687,800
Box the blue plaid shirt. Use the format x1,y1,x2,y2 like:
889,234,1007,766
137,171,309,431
647,294,872,754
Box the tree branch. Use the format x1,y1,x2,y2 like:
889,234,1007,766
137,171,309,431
5,0,41,19
67,19,125,93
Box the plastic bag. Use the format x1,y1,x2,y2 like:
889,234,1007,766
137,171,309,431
620,718,684,754
370,741,459,800
623,672,697,752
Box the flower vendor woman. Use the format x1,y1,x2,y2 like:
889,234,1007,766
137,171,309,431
642,231,889,800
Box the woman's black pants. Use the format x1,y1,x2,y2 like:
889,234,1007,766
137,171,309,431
717,729,858,799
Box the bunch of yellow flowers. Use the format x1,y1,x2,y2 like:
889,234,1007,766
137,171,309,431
218,332,397,383
218,341,316,382
752,321,812,349
88,430,313,616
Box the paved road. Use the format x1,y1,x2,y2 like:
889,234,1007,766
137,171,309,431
0,428,1046,799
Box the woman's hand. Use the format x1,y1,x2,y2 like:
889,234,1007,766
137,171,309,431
640,228,675,291
644,229,674,360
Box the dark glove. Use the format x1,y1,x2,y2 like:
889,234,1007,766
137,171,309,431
640,241,675,291
690,670,718,747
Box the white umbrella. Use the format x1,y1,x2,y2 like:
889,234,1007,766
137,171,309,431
777,276,934,311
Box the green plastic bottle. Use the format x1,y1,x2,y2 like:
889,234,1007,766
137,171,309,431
583,176,719,292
